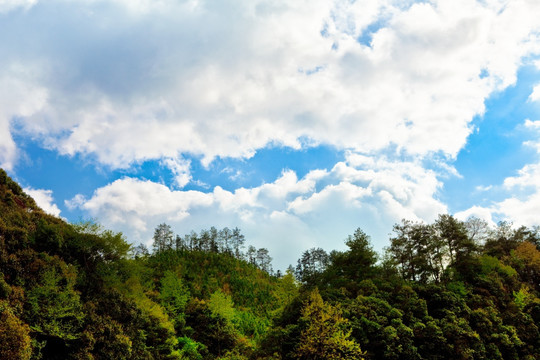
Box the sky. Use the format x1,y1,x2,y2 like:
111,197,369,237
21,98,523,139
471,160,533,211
2,0,540,270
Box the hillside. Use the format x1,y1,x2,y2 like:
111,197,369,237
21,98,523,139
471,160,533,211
0,169,289,359
1,168,540,359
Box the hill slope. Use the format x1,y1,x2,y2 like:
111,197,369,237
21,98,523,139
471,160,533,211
2,169,540,359
0,169,289,359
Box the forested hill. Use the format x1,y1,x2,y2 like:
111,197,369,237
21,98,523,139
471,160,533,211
0,169,285,359
1,168,540,359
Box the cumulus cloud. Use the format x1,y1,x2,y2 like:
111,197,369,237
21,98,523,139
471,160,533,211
454,206,497,227
69,155,447,269
0,65,48,170
5,0,540,266
529,84,540,102
458,119,540,228
24,187,61,217
490,163,540,227
1,0,540,173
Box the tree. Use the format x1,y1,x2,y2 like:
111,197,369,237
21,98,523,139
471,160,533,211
464,216,491,244
388,221,416,281
389,220,446,283
25,260,84,353
256,248,273,274
185,298,238,357
435,214,475,267
247,245,257,265
219,227,233,254
187,231,199,250
199,229,211,252
159,270,189,331
175,234,186,251
484,221,522,258
231,227,245,259
209,226,219,253
132,243,149,258
512,241,540,291
295,248,329,285
295,289,365,359
152,223,174,253
273,267,299,309
325,228,378,293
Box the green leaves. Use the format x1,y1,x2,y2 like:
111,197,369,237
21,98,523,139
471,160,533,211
295,289,364,360
25,261,84,341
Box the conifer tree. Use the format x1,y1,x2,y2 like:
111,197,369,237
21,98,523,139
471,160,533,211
152,223,174,253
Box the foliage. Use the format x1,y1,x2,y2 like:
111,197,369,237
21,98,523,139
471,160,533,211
2,170,540,359
0,303,32,360
294,289,364,359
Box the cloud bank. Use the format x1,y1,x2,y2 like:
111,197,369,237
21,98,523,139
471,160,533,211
2,0,540,267
67,154,448,268
1,0,539,173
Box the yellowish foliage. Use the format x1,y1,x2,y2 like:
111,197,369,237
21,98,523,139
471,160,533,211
0,305,32,360
295,289,365,360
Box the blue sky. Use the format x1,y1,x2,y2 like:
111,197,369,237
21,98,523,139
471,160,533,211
2,0,540,270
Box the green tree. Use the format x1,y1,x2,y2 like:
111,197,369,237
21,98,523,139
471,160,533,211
295,248,329,285
325,228,378,294
153,223,175,253
160,270,190,331
25,262,84,342
256,248,273,274
295,289,364,360
185,298,238,357
209,290,235,324
436,214,475,268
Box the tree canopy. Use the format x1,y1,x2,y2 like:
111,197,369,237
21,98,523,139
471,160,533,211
1,169,540,359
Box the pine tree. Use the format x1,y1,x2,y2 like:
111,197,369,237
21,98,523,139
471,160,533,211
152,223,174,253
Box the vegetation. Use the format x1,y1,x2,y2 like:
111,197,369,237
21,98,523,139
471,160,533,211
1,168,540,359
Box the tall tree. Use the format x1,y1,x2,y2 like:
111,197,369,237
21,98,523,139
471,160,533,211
464,216,491,244
247,245,257,265
231,227,245,259
256,248,273,274
219,227,233,254
296,248,329,284
209,226,219,253
435,214,474,267
152,223,174,253
389,220,445,283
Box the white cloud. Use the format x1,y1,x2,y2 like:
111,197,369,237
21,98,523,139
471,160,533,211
4,0,540,266
24,187,61,217
0,0,37,13
161,157,192,188
1,0,539,170
458,119,540,228
492,161,540,227
475,185,493,192
0,65,48,170
454,206,497,228
75,177,213,231
529,84,540,102
69,155,447,269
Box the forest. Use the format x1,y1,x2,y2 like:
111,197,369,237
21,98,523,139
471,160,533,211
1,167,539,359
